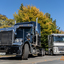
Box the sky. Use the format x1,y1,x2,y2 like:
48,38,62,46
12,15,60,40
0,0,64,31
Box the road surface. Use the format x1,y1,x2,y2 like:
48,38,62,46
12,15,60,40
37,60,64,64
0,55,63,64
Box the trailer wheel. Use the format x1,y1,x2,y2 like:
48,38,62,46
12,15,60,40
41,49,45,56
43,50,45,56
22,44,29,60
50,50,53,56
38,49,45,56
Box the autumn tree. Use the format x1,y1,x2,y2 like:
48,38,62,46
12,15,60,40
0,14,14,28
20,3,23,10
13,4,60,49
60,30,64,34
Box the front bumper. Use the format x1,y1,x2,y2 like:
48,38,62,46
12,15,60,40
53,47,64,54
54,51,64,54
0,45,22,55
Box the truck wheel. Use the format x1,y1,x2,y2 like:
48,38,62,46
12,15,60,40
43,50,45,56
22,44,29,60
41,49,45,56
38,49,45,56
50,50,53,56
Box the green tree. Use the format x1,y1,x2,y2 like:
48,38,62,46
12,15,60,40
20,3,23,10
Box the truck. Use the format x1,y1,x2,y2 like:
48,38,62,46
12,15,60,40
48,34,64,55
0,20,45,60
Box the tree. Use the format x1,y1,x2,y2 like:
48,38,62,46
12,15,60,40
0,14,14,28
20,3,23,10
60,30,64,34
45,13,50,19
13,4,60,50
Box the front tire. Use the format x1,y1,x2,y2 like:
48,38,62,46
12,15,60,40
22,44,29,60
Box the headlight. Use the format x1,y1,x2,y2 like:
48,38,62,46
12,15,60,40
15,38,23,42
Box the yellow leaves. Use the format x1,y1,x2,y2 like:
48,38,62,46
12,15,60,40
46,22,52,26
37,14,40,17
56,29,60,33
1,17,5,20
43,15,46,19
14,5,46,23
0,14,14,28
27,5,30,10
13,4,60,35
0,14,7,20
60,31,64,34
0,25,11,28
31,6,38,12
18,10,22,14
40,12,44,16
23,6,28,13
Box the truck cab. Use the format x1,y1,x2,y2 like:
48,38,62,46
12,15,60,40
48,34,64,55
0,21,45,60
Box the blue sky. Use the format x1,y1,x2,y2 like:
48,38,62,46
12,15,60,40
0,0,64,31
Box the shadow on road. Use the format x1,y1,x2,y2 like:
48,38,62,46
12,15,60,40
0,55,38,60
45,54,64,56
0,54,63,60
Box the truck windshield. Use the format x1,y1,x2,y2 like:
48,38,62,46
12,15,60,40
15,27,31,38
53,36,64,42
16,28,23,38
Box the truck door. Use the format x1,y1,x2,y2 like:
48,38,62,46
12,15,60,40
24,27,31,42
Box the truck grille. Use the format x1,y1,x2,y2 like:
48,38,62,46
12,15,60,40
58,47,64,51
0,30,14,45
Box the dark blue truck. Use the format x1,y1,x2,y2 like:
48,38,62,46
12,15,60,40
0,21,45,60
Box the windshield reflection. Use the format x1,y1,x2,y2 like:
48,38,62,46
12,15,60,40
15,27,31,38
53,36,64,42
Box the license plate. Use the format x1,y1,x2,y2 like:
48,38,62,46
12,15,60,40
0,53,6,55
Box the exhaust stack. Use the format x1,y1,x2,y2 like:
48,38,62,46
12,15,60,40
36,17,38,31
15,21,16,24
36,17,38,46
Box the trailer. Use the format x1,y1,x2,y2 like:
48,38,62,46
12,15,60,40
48,34,64,55
0,20,45,60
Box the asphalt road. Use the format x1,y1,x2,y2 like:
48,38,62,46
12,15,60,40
37,60,64,64
0,55,63,64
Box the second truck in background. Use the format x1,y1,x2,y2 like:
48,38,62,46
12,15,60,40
48,34,64,55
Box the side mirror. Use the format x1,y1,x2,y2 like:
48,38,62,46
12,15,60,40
26,33,30,38
31,33,33,35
